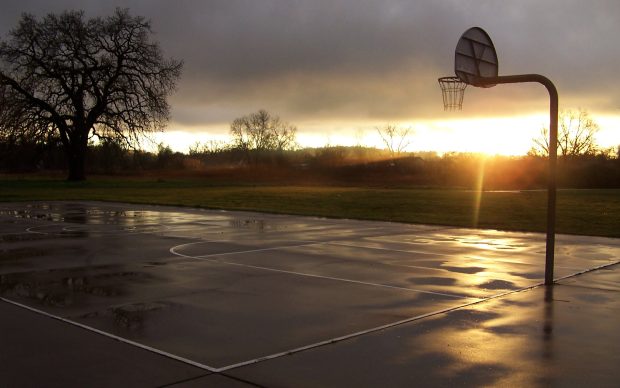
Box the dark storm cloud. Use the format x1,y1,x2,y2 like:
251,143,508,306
2,0,619,127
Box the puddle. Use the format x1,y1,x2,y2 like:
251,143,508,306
143,261,170,267
26,222,166,236
2,204,238,241
0,268,154,307
0,247,49,261
0,233,49,243
508,271,542,280
453,236,528,251
0,209,64,222
229,218,270,232
81,301,174,331
477,279,517,290
441,265,486,274
409,276,458,286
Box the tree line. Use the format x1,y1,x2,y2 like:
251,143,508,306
2,133,619,189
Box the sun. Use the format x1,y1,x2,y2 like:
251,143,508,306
409,115,546,156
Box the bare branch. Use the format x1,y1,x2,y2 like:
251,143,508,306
376,124,413,157
530,108,599,157
229,110,297,162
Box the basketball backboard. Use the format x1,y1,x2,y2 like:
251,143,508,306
455,27,498,87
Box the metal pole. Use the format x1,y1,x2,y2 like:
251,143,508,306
544,79,558,286
474,74,558,286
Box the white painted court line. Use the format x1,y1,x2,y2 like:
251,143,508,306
214,259,620,372
170,239,587,292
7,204,619,371
3,260,618,374
553,260,620,282
5,205,620,375
0,296,218,373
213,282,544,372
169,243,469,299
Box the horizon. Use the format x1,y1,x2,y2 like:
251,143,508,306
154,113,620,156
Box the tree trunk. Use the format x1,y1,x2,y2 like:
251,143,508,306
65,136,88,181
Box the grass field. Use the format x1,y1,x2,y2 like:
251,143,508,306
1,177,619,237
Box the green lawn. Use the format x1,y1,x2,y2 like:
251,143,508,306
1,177,619,237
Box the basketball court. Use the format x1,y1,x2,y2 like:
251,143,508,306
1,200,619,387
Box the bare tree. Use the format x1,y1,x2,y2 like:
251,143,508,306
229,110,297,160
530,109,600,157
376,124,412,157
0,9,182,180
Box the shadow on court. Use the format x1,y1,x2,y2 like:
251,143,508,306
1,201,619,387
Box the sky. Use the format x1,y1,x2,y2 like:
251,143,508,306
1,0,619,154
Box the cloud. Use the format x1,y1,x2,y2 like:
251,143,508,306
2,0,620,130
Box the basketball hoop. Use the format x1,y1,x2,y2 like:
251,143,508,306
438,26,560,286
438,76,467,111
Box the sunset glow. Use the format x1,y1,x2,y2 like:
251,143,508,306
155,112,620,157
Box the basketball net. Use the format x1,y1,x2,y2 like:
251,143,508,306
438,77,467,111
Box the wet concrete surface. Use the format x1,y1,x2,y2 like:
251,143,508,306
227,264,620,387
0,300,208,388
1,201,619,386
166,374,259,387
1,255,462,367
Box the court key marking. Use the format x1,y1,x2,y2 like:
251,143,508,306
169,241,469,299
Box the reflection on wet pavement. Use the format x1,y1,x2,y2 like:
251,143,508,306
0,266,154,309
229,266,620,386
1,201,619,371
83,301,174,331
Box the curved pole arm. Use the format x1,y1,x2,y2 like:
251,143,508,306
472,74,558,286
